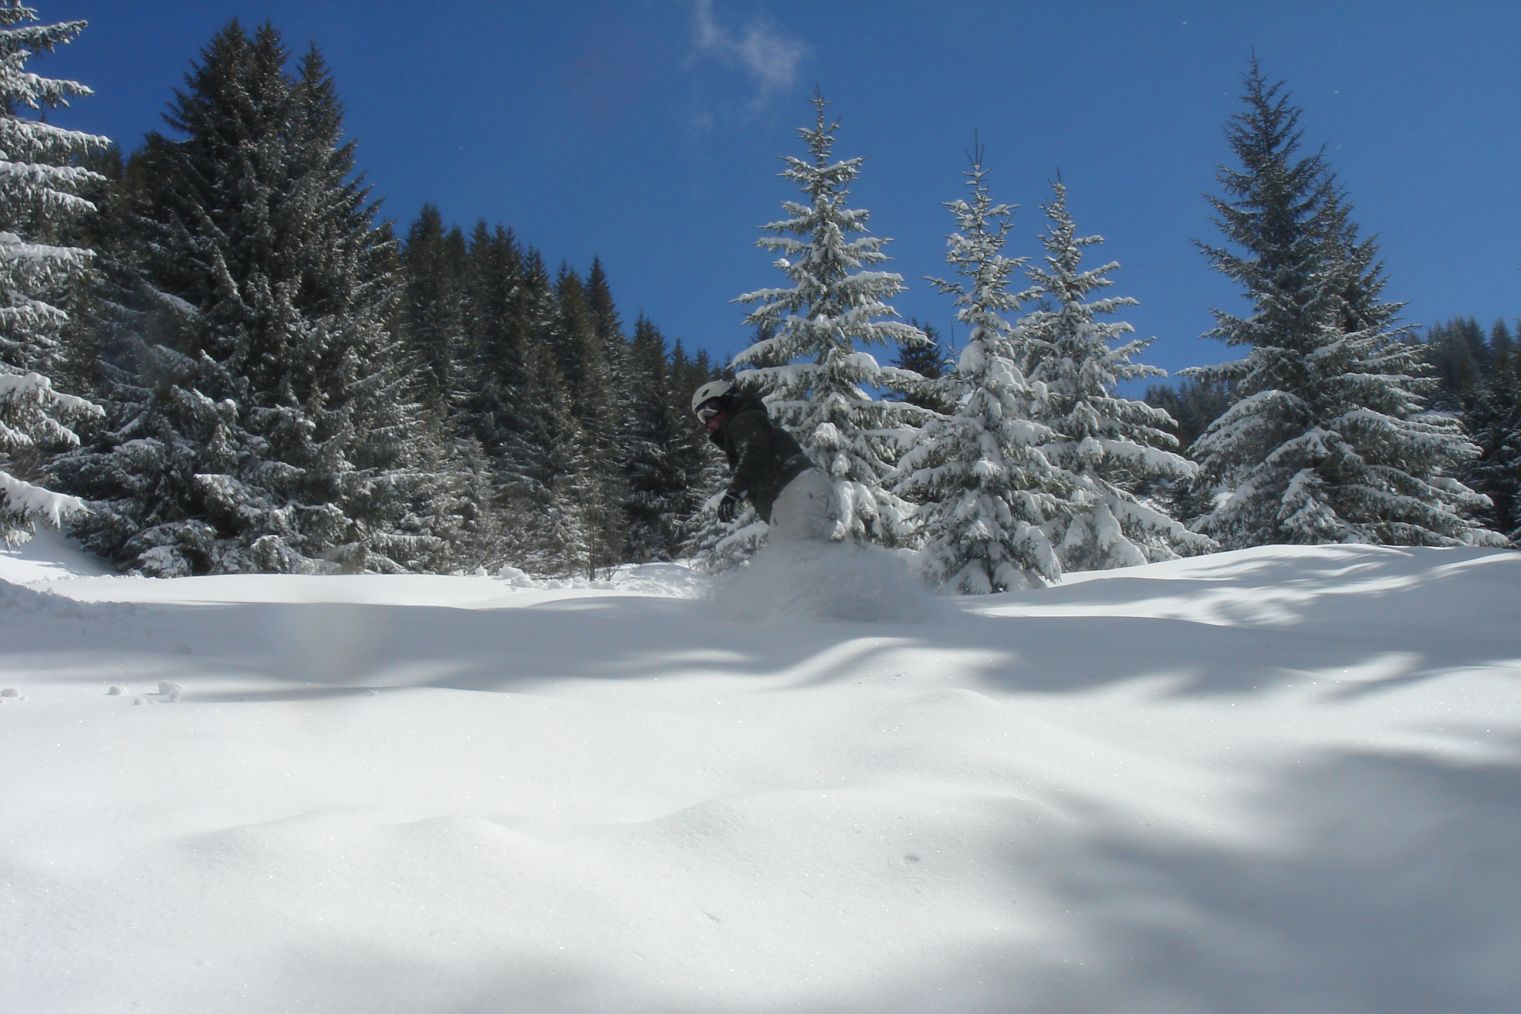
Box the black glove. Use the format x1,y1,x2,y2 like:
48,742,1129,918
717,490,740,523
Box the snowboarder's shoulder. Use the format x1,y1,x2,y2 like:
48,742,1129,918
725,397,773,437
730,392,770,417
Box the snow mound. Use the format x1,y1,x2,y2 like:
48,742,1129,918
608,561,711,598
495,561,709,598
0,574,73,613
0,526,112,582
710,541,943,623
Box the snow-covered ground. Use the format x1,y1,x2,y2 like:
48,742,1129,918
2,533,1519,1014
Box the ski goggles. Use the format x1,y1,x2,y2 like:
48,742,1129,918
695,399,723,424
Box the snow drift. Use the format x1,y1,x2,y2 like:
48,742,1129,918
2,534,1518,1013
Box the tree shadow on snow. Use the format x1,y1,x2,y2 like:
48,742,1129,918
3,545,1516,703
889,733,1521,1014
916,545,1521,700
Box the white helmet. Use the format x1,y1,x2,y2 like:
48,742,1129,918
691,379,736,416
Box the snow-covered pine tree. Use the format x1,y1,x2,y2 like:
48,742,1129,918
401,204,468,420
490,246,560,541
586,256,631,421
280,46,452,573
1189,61,1500,549
735,91,930,546
1465,355,1520,542
553,263,625,577
1142,375,1230,452
622,316,693,561
506,340,595,578
394,204,520,571
456,221,530,565
1462,321,1519,541
1021,178,1212,568
462,223,524,444
0,3,106,544
896,153,1069,592
892,320,955,415
55,143,245,574
1422,317,1489,413
64,24,443,574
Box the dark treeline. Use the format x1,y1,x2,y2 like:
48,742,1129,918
1411,318,1520,536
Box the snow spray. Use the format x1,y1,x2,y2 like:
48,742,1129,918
709,541,944,624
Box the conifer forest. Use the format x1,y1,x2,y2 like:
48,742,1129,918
3,10,1516,587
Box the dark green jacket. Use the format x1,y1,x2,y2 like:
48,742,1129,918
710,394,812,522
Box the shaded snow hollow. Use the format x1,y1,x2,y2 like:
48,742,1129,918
1,535,1519,1013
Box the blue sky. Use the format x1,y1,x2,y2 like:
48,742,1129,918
36,0,1521,385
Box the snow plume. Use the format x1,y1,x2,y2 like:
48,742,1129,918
709,540,942,624
690,0,807,101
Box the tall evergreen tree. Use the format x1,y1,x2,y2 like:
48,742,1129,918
622,315,692,561
1143,375,1231,452
897,154,1069,591
891,319,955,415
491,246,559,524
400,203,468,419
1422,317,1489,411
460,221,526,467
1490,319,1516,372
586,256,629,410
1141,374,1232,526
735,91,930,546
1188,61,1498,548
1463,320,1521,540
62,23,441,573
453,221,536,568
506,340,594,578
1021,178,1212,568
0,3,106,543
553,262,624,576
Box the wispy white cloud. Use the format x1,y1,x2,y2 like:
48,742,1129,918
690,0,807,102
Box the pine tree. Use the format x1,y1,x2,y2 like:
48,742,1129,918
461,222,526,468
896,153,1069,592
1464,320,1521,541
553,263,624,576
1490,319,1516,373
1422,317,1489,412
57,137,241,573
622,316,692,561
1143,375,1231,451
892,319,955,414
492,246,559,514
453,221,534,567
401,203,468,418
62,23,442,573
0,3,107,543
1188,61,1498,549
281,46,447,573
735,91,930,546
586,256,630,413
1021,178,1212,568
1141,375,1231,526
507,341,594,578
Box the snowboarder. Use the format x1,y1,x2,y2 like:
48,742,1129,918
692,380,839,542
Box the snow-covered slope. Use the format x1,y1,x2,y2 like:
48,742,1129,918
2,540,1518,1013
